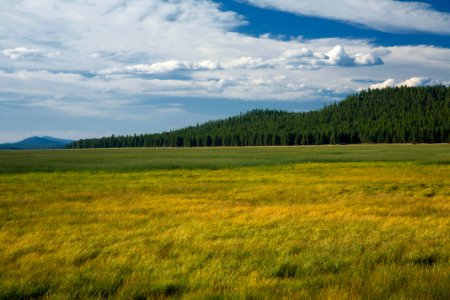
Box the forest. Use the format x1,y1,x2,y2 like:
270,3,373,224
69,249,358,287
70,86,450,148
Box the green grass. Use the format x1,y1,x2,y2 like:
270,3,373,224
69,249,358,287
0,144,449,173
0,145,449,299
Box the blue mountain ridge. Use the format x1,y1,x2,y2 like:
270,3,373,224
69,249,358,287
0,136,74,150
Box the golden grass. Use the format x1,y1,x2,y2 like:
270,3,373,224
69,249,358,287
0,162,449,299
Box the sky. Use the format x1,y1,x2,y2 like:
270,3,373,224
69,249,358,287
1,0,450,143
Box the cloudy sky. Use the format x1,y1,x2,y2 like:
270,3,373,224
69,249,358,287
1,0,449,142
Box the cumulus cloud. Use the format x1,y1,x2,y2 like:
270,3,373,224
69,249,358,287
369,79,397,89
2,47,59,60
241,0,450,34
97,45,383,78
222,56,272,69
281,45,383,68
282,48,314,59
369,77,432,89
98,56,278,77
398,77,431,87
354,53,383,66
98,60,221,76
325,45,354,66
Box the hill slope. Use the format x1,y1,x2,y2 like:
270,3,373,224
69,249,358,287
70,86,450,148
0,136,74,150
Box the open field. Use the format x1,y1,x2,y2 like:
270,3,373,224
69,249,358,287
0,145,449,298
1,144,449,173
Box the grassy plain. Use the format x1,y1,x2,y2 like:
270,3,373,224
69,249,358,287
0,145,449,299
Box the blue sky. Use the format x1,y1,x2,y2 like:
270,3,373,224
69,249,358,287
217,0,450,47
1,0,449,142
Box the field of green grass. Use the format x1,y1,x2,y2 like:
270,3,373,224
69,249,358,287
0,145,449,299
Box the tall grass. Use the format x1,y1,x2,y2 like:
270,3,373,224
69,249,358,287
0,144,449,173
0,160,449,298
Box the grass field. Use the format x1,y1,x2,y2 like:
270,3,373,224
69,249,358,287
1,144,449,173
0,145,449,299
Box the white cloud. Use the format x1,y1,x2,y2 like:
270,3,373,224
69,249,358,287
281,45,383,68
325,45,355,66
397,77,431,87
222,56,271,69
369,77,432,89
241,0,450,34
369,79,396,89
97,45,383,78
98,60,221,75
282,48,314,59
354,53,382,66
2,47,59,60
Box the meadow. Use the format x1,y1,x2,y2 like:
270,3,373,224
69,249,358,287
0,145,449,299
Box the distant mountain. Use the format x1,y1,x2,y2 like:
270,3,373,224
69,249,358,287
40,136,74,144
0,136,74,150
70,86,450,148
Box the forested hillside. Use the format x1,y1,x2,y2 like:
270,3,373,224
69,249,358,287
70,86,450,148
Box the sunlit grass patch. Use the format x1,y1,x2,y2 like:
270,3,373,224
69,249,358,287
0,160,449,298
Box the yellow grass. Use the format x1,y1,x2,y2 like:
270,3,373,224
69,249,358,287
0,162,449,299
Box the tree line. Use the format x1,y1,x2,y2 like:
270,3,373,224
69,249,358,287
70,86,450,148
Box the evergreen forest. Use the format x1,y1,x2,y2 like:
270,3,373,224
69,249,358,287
70,86,450,148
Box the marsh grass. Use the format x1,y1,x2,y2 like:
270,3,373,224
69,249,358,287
0,155,449,298
0,144,449,173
